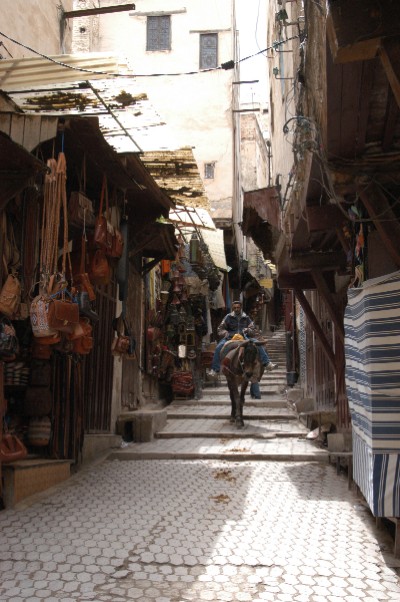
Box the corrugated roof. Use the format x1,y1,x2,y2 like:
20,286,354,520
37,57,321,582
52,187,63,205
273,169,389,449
0,53,127,90
141,148,210,210
0,54,180,153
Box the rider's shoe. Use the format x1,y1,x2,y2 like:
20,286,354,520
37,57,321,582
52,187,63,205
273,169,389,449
265,362,278,371
207,369,219,377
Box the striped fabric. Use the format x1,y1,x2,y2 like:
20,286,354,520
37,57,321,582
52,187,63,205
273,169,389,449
345,270,400,517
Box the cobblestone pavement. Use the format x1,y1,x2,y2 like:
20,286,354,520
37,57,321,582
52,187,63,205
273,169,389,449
1,458,400,601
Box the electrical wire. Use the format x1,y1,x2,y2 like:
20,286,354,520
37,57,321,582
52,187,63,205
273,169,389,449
0,29,299,78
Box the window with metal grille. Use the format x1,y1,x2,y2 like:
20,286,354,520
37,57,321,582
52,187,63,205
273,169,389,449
200,33,218,69
204,163,215,179
147,15,171,51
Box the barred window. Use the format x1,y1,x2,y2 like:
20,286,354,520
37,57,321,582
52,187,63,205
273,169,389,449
147,15,171,51
200,33,218,69
204,163,215,179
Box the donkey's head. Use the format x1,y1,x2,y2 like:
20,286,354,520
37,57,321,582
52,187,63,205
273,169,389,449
241,340,259,379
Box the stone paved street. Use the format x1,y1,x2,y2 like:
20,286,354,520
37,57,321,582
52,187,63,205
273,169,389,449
1,457,400,601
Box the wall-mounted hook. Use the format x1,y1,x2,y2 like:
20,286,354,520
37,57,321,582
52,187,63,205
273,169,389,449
273,67,294,80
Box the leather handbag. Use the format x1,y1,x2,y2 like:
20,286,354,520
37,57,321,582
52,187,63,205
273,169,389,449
89,249,111,286
94,174,113,254
110,227,124,259
73,334,93,355
0,273,21,318
0,316,19,360
0,433,28,463
47,294,79,334
24,386,52,416
111,314,135,358
73,235,96,301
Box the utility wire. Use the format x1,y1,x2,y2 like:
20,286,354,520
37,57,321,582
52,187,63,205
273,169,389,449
0,30,299,78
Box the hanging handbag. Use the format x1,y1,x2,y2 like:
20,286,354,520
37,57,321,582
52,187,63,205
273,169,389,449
73,235,96,301
30,295,58,338
110,227,124,259
111,314,136,358
94,174,113,254
88,248,111,286
0,272,21,318
0,316,19,360
47,290,79,334
0,433,28,463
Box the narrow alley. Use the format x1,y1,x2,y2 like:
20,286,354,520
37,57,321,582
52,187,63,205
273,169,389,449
1,329,400,602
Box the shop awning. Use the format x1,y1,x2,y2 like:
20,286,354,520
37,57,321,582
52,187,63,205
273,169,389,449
200,228,229,271
1,54,179,154
242,186,282,259
130,222,178,273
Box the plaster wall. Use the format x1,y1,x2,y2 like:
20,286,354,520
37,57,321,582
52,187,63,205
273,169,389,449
72,0,236,220
2,0,74,57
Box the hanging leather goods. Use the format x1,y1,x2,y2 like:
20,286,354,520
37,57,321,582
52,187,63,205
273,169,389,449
111,313,135,358
66,317,93,354
47,289,79,334
94,174,113,254
88,248,111,286
74,235,96,301
68,155,95,228
0,272,21,317
110,227,124,259
0,433,28,463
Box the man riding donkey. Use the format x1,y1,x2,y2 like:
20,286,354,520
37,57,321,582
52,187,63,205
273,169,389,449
207,300,277,398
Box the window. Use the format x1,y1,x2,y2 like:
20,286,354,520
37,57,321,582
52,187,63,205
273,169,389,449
200,33,218,69
204,163,215,179
147,15,171,51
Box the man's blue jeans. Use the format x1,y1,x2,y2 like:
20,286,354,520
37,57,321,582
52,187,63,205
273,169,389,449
211,338,270,372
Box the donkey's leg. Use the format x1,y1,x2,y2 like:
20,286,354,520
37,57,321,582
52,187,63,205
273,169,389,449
227,382,236,423
237,380,248,427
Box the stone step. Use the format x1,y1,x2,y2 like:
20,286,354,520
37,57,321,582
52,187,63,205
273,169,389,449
174,398,288,408
166,406,297,421
109,438,329,462
157,417,307,439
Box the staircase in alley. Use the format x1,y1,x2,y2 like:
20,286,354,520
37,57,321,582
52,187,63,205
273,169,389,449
111,328,329,462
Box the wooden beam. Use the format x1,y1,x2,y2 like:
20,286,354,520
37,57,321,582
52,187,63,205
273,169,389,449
294,289,336,371
382,88,399,152
288,251,346,273
311,269,345,344
379,38,400,109
278,271,336,293
63,4,135,19
357,179,400,267
327,0,400,64
306,205,347,232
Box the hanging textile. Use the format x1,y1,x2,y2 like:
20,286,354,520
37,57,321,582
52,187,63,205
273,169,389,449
345,270,400,516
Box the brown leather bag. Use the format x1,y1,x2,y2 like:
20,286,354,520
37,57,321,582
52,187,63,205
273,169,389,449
110,227,124,259
73,235,96,301
73,334,93,355
0,433,28,463
89,249,111,286
94,175,113,254
0,273,21,317
47,295,79,334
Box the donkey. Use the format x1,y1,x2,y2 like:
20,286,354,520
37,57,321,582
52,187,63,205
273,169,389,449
220,339,266,428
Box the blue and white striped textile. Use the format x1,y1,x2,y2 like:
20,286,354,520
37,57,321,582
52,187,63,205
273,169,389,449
345,270,400,517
